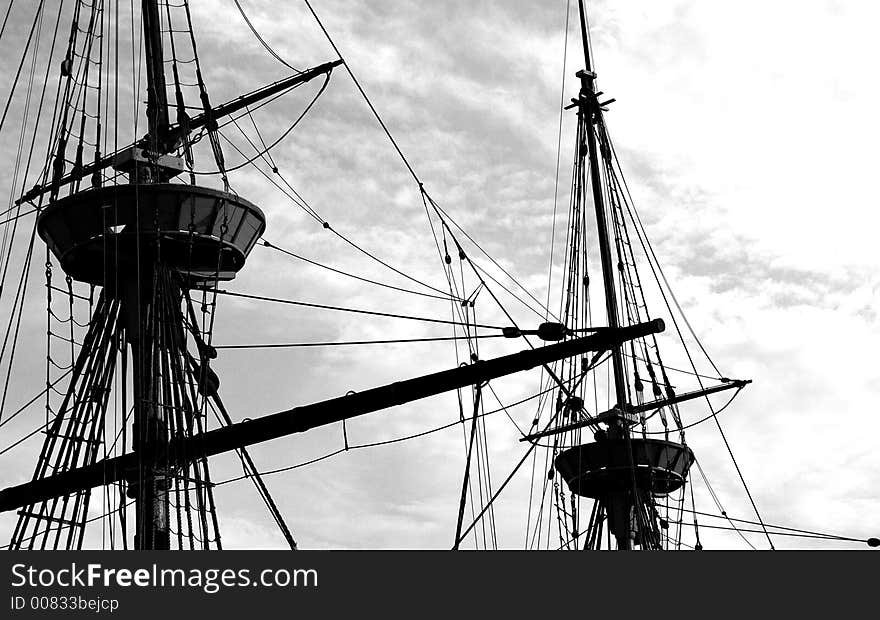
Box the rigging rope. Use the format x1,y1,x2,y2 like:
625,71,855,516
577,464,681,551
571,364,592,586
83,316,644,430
231,0,301,73
656,504,877,546
260,239,458,302
202,287,508,330
214,334,507,350
303,0,558,325
0,1,46,137
188,72,329,175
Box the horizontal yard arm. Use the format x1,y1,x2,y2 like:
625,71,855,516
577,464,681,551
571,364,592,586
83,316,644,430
0,319,664,512
519,378,751,442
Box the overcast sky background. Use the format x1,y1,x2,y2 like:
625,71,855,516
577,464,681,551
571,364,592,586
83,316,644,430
0,0,877,550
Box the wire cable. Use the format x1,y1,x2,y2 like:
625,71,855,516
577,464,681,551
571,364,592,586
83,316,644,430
260,239,458,302
202,287,508,330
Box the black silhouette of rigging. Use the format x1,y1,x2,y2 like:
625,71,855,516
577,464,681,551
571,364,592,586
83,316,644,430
0,0,875,552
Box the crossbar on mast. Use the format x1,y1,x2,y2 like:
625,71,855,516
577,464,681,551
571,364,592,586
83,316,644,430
0,320,664,513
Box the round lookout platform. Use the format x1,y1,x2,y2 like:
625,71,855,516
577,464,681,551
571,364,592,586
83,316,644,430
554,438,694,498
37,184,265,287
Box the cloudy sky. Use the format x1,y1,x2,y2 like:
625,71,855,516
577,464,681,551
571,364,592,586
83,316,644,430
0,0,877,550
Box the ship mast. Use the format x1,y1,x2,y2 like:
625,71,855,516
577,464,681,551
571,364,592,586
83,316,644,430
544,0,696,551
0,0,758,552
574,0,634,550
142,0,170,144
7,0,335,551
575,0,628,413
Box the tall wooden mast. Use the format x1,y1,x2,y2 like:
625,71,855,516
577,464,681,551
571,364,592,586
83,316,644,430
142,0,170,143
552,0,684,551
575,0,628,413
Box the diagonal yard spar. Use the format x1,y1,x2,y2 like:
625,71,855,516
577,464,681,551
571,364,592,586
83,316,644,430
0,319,666,516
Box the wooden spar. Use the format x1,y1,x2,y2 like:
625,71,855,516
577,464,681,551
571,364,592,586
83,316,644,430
575,0,628,411
130,0,170,550
15,60,343,206
519,379,752,442
0,319,664,513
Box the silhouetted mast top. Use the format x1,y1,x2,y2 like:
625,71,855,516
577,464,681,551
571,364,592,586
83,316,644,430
576,0,628,412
